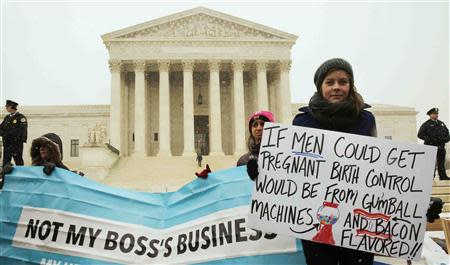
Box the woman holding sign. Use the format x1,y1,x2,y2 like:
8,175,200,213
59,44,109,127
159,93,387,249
291,58,376,264
247,58,443,265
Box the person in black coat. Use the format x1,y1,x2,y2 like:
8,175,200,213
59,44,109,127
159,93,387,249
0,100,27,166
30,133,69,172
247,58,443,265
418,107,450,180
0,133,84,190
292,58,376,265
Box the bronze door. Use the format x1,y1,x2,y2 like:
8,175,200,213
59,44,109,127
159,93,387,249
194,115,209,155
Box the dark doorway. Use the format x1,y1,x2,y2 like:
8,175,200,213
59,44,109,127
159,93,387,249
194,115,209,155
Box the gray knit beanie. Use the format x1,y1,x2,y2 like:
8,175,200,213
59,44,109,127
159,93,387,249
314,58,354,93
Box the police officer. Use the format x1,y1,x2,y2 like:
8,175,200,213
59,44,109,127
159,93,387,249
0,100,27,166
418,107,450,180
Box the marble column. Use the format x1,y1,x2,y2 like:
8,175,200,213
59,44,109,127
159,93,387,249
157,60,172,156
232,60,246,156
182,60,196,156
208,60,224,155
120,73,129,156
108,59,123,154
256,60,269,110
279,60,292,124
133,60,148,156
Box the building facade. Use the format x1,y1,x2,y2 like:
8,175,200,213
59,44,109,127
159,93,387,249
16,104,419,168
1,8,424,178
15,105,109,168
102,7,297,157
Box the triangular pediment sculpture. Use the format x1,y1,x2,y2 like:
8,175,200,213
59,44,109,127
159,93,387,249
102,7,297,41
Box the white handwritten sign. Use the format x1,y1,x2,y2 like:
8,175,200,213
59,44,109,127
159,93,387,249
247,122,437,261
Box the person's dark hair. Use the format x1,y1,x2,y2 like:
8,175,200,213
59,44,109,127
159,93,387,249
349,86,365,113
339,80,365,113
247,135,257,152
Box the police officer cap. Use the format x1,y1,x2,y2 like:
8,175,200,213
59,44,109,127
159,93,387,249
5,100,18,109
426,107,439,115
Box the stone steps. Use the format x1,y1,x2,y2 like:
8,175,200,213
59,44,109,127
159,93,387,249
101,155,240,192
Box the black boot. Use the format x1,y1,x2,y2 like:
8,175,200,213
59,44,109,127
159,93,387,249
440,175,450,180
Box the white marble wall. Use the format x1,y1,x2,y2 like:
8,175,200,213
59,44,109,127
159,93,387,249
11,103,419,169
14,105,109,169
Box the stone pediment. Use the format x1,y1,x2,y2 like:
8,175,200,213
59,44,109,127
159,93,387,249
102,7,297,42
116,13,284,40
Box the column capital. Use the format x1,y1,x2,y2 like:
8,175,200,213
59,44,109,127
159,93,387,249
133,60,146,72
256,60,269,71
158,60,170,72
208,59,220,72
279,60,292,71
182,60,195,71
232,60,245,71
108,59,122,72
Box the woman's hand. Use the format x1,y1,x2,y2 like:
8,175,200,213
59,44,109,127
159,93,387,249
43,162,56,176
0,163,14,190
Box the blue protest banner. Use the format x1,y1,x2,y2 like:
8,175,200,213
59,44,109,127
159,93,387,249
0,166,306,265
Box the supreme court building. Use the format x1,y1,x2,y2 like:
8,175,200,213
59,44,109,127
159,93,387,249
16,7,419,181
102,7,297,157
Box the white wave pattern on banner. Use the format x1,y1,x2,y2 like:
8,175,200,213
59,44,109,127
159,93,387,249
13,206,297,264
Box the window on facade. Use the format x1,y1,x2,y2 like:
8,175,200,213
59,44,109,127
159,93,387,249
154,133,159,142
71,139,79,157
384,136,392,140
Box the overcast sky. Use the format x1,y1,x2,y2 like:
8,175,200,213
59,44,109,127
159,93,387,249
1,1,449,126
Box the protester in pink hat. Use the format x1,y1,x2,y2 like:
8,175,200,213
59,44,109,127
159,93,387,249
236,110,275,167
195,110,274,179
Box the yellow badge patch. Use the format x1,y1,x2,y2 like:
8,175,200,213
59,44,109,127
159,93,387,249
13,119,17,124
20,117,26,123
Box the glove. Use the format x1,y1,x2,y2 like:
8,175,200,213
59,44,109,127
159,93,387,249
0,163,14,190
3,163,14,175
247,158,259,181
196,164,211,179
43,162,56,176
426,197,444,223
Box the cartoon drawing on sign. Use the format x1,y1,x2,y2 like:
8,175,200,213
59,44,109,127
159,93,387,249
312,201,340,245
353,208,391,240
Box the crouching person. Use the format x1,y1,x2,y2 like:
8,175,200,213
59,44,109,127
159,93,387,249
30,133,70,175
1,133,75,189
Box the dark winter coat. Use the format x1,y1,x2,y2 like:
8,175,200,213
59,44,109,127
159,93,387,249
293,106,377,137
30,133,69,170
237,143,260,166
418,119,450,148
293,96,377,265
0,112,27,145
